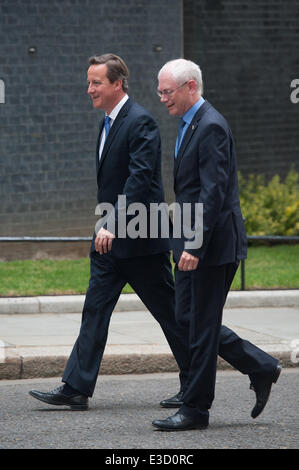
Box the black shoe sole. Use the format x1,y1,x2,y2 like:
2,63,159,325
152,423,208,432
160,402,184,408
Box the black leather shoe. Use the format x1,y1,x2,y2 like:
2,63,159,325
250,365,282,418
160,391,184,408
152,411,208,431
29,385,89,411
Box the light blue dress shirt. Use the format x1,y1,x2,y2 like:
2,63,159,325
175,97,205,157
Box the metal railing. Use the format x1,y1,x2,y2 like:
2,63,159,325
0,237,93,242
0,235,298,291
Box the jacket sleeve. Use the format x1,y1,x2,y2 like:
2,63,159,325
185,122,231,258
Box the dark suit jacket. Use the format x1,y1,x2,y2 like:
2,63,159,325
91,98,170,258
172,100,247,266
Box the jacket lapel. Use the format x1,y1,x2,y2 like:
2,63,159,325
174,100,212,179
97,98,132,173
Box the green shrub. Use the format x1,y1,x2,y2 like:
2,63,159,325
238,168,299,236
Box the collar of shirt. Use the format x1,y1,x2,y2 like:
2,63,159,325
106,94,129,126
182,96,205,125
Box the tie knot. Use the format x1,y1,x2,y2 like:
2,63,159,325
105,115,111,124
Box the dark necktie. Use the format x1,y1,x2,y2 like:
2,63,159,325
175,118,186,158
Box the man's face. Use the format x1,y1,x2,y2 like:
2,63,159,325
158,71,191,117
87,64,120,114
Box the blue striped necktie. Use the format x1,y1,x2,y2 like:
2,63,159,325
104,115,111,141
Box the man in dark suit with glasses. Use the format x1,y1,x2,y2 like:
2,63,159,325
153,58,281,431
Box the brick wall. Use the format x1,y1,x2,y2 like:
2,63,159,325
184,0,299,179
1,0,298,260
0,0,182,248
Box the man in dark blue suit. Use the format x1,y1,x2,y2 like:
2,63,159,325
29,54,190,410
153,58,281,431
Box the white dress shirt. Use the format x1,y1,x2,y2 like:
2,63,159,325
99,94,129,160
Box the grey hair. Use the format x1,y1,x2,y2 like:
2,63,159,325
158,58,203,94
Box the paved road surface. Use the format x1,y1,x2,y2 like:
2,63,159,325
0,369,298,450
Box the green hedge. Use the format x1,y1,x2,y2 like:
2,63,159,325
238,168,299,236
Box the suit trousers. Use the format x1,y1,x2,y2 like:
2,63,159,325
62,250,190,397
175,263,278,420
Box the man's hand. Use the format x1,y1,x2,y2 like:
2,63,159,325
95,227,115,254
178,251,199,271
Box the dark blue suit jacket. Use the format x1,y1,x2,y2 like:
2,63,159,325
172,100,247,266
91,98,170,258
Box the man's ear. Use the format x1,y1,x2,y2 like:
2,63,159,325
188,80,198,95
113,79,123,91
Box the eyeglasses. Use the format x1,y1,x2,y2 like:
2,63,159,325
156,81,188,98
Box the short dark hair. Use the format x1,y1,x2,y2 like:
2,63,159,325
88,53,129,92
